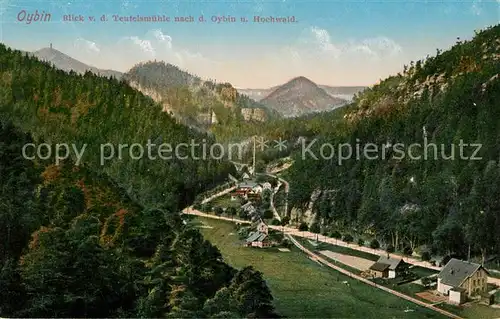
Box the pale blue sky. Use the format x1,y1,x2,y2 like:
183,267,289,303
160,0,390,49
1,0,499,87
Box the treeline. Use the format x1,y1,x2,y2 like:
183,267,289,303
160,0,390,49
0,112,279,317
124,61,275,128
282,25,500,262
211,105,350,144
193,181,237,205
0,44,235,210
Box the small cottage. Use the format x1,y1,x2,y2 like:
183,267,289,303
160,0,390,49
245,231,271,248
235,181,256,193
367,262,389,278
367,255,407,279
242,202,257,215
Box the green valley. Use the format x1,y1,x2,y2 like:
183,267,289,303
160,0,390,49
196,217,445,319
2,1,500,316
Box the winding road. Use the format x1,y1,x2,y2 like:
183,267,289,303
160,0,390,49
262,163,291,218
185,161,499,318
183,207,463,318
184,176,500,288
257,172,289,222
188,161,500,296
201,185,237,204
287,235,463,319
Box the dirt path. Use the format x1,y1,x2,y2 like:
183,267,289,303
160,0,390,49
201,186,237,204
259,172,289,218
183,207,251,224
267,161,293,174
185,179,500,289
186,207,463,318
288,235,463,319
318,250,374,271
268,188,282,222
183,207,500,287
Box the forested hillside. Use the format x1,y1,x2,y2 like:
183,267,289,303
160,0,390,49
283,25,500,262
124,61,279,129
0,122,277,317
0,44,236,209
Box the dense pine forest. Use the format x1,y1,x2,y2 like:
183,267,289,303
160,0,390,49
0,44,237,209
124,61,279,129
0,46,278,317
278,25,500,263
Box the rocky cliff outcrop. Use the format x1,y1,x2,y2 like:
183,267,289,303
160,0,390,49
220,86,238,102
241,108,267,122
128,81,174,114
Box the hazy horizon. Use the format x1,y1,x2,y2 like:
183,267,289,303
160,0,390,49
2,0,499,88
5,43,375,89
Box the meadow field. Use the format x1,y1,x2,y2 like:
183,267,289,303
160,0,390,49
196,217,445,318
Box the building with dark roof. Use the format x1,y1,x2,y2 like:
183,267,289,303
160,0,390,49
245,231,271,248
367,261,390,278
245,219,271,248
367,255,407,278
437,258,489,301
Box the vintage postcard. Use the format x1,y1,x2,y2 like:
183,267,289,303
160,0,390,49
1,0,500,318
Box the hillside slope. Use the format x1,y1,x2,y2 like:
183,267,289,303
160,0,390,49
283,25,500,262
260,76,347,117
124,61,278,128
238,85,365,103
236,87,275,101
0,44,234,209
0,122,277,317
30,47,123,79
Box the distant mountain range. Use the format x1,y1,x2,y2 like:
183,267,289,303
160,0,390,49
241,77,364,118
24,46,366,119
237,84,366,103
28,47,123,79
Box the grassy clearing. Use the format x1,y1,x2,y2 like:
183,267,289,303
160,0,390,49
438,302,500,319
303,238,438,303
197,217,445,319
372,277,430,299
210,195,241,208
409,266,439,278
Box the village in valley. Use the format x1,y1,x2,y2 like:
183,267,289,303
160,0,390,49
184,159,500,318
192,162,291,250
4,0,500,316
185,157,500,318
